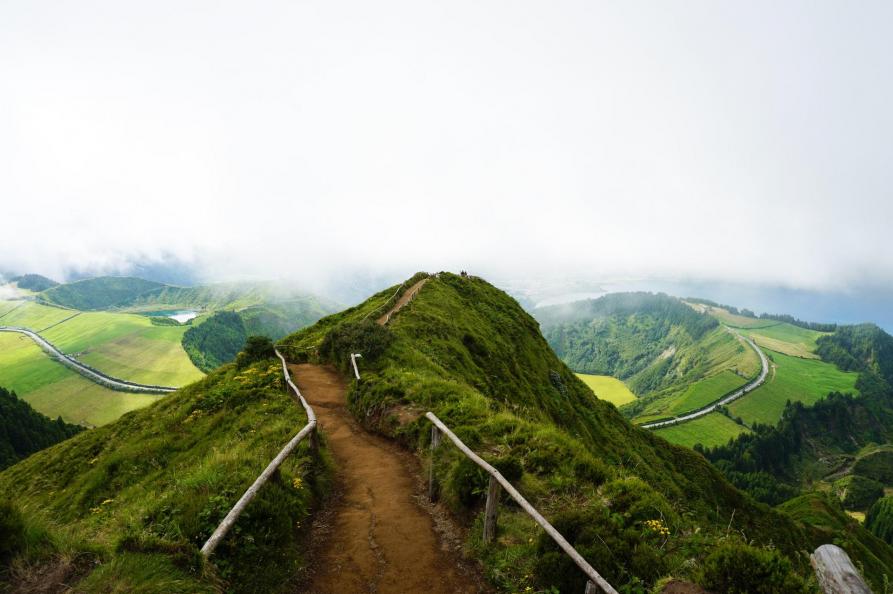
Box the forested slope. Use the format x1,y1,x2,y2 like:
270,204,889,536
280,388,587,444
0,386,82,470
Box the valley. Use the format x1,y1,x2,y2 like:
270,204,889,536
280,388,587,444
3,273,893,593
0,276,335,426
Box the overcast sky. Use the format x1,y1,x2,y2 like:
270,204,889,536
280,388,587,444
2,1,892,294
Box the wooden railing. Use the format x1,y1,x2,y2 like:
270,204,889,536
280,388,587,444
200,349,317,557
425,412,618,594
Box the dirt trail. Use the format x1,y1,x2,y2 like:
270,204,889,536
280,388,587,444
290,363,486,594
377,278,428,325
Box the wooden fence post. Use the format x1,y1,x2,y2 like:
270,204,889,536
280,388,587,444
429,426,441,501
811,544,872,594
483,475,501,543
309,425,319,456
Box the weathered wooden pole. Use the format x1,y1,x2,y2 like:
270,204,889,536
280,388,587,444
811,544,872,594
428,425,441,501
584,581,601,594
483,475,501,543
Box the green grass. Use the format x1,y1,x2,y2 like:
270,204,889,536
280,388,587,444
628,328,759,421
279,273,841,591
42,310,203,386
653,413,750,449
0,356,327,592
728,349,860,426
0,333,159,426
709,308,778,328
0,300,204,387
0,300,76,330
743,323,826,359
574,374,636,406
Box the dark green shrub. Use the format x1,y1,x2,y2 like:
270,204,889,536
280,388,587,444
0,501,25,560
698,542,810,594
572,457,610,485
492,455,523,483
534,507,667,592
449,457,488,507
320,320,393,369
837,475,884,511
235,336,276,369
866,496,893,545
854,450,893,485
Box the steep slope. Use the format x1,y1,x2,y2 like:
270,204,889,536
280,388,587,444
0,386,82,470
535,293,760,423
280,273,893,592
0,349,324,593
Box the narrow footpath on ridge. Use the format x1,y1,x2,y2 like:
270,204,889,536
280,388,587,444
290,277,487,593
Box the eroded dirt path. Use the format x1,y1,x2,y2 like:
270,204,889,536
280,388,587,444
377,278,428,325
289,363,486,594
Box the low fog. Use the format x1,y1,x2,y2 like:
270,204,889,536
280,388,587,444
2,1,892,296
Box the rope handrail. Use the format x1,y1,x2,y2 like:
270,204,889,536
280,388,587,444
200,349,317,557
425,412,617,594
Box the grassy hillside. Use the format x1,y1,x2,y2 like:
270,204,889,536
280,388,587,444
41,277,167,310
537,294,760,424
0,385,82,470
0,350,326,593
280,273,893,592
182,311,247,372
0,332,160,426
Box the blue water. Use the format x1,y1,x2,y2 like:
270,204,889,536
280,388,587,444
142,310,198,324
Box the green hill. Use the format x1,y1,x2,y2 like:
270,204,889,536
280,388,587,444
40,277,168,310
535,293,760,423
0,385,82,470
280,273,893,591
0,347,324,593
10,274,58,292
182,311,247,372
5,274,893,592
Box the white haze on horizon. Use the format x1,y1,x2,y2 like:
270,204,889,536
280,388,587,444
2,1,892,295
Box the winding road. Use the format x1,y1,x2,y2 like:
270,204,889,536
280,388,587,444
0,325,177,394
641,328,770,430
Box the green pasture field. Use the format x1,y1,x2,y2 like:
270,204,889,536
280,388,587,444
708,308,779,329
0,332,161,426
653,412,750,449
0,300,75,330
658,370,746,417
41,310,204,386
575,373,636,406
0,300,203,386
742,323,826,359
728,349,860,427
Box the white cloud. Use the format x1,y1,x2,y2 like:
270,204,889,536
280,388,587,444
1,0,891,293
